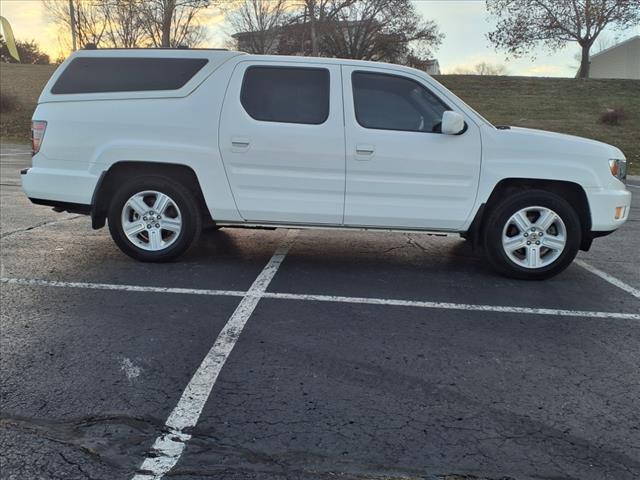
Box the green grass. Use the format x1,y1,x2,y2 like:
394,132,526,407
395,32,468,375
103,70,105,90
436,75,640,175
1,64,638,173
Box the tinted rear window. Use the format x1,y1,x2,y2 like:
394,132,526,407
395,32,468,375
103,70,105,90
51,57,208,94
240,66,330,124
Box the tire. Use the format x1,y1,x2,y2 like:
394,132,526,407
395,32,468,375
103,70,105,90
107,174,202,262
482,189,581,280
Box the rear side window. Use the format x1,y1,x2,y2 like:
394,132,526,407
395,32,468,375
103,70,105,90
240,66,330,125
51,57,208,94
352,71,449,133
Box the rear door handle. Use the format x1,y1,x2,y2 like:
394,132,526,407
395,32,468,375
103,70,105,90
355,144,375,159
231,137,250,151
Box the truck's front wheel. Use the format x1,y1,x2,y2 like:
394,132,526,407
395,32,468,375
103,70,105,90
107,175,202,262
483,190,581,280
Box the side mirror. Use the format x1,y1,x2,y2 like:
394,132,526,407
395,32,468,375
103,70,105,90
441,111,465,135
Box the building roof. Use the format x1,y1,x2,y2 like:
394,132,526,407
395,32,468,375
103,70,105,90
591,35,639,59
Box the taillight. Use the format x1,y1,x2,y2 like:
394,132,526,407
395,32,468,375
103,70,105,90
31,120,47,155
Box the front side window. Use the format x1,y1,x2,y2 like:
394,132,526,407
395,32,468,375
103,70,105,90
352,71,449,133
241,66,330,125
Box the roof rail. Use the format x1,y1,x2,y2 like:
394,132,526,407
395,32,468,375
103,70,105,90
79,45,229,52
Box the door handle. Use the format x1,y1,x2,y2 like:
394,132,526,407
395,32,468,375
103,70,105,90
355,144,375,159
231,137,250,151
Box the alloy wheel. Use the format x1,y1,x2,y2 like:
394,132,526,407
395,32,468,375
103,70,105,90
121,190,182,251
501,206,567,269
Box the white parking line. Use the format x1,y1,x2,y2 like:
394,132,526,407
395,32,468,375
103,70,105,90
575,259,640,299
1,275,638,321
130,230,297,480
261,292,640,320
0,277,245,298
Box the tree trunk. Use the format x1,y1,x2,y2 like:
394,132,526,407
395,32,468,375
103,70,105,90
68,0,77,51
579,43,591,78
310,17,318,55
161,0,175,47
308,0,318,56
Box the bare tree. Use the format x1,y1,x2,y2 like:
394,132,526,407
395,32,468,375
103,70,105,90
226,0,290,54
43,0,108,50
486,0,640,78
321,0,443,63
475,62,508,75
101,0,148,48
139,0,212,48
453,62,508,75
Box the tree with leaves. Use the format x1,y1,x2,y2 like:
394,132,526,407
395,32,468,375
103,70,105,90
0,36,50,64
486,0,640,79
228,0,443,65
299,0,356,56
321,0,443,63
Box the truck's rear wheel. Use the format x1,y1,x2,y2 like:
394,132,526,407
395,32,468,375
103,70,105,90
107,175,201,262
483,190,581,280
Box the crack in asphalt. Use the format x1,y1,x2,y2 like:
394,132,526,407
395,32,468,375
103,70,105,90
1,414,161,479
0,215,83,239
59,452,102,480
1,412,165,435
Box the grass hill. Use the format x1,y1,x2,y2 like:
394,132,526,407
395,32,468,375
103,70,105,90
1,63,638,174
437,74,639,175
1,64,57,143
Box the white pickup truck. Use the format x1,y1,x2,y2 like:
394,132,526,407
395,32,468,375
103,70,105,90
22,49,631,279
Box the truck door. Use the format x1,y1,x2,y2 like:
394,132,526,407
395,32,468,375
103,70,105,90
341,66,481,230
219,61,346,225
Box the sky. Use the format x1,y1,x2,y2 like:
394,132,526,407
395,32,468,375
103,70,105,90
1,0,638,76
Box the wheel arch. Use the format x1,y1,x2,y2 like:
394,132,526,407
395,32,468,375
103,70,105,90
91,161,209,229
467,178,592,251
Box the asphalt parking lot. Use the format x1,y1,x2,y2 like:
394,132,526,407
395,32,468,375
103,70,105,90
1,143,639,480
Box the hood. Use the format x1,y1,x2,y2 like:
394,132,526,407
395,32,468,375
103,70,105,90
487,126,625,162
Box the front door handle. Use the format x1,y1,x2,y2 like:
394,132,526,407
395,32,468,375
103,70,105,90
355,144,375,159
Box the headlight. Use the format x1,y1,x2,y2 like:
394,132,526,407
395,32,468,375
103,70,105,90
609,158,627,182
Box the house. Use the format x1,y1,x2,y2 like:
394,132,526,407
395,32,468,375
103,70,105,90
408,57,440,75
232,29,283,55
577,35,640,79
424,59,440,75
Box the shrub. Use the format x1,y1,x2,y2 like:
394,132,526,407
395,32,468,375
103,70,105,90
0,92,19,113
599,107,627,126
